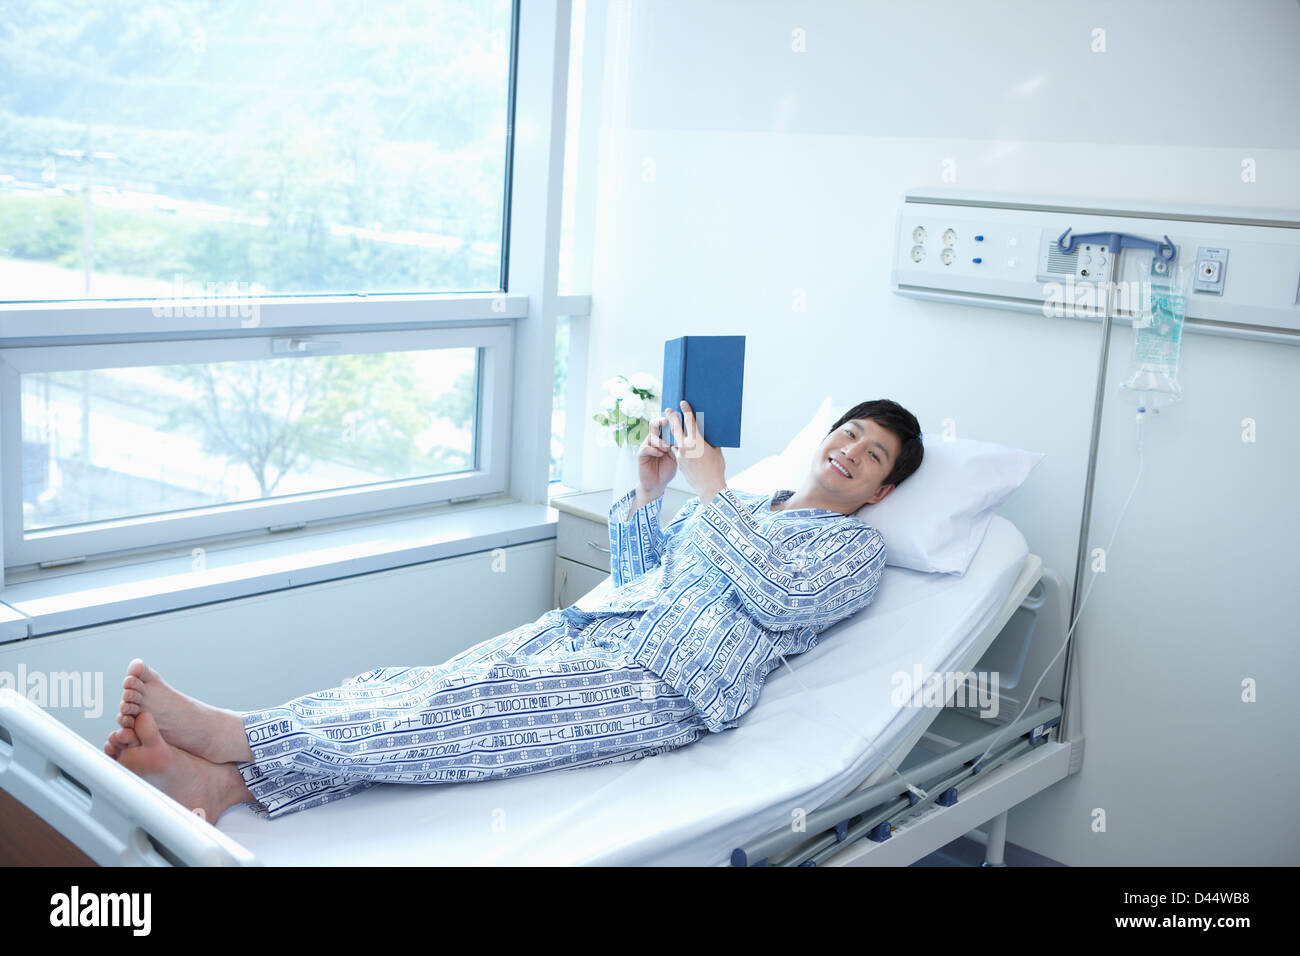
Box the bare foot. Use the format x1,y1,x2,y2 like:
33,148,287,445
116,659,252,763
104,724,146,759
105,725,134,759
111,710,253,823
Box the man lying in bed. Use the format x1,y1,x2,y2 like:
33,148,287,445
104,398,924,823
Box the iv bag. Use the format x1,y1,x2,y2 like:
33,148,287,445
1121,255,1187,403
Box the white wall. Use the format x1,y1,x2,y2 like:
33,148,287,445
0,541,555,746
574,0,1300,864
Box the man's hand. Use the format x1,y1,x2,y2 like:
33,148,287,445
630,413,681,513
664,400,727,504
634,413,677,506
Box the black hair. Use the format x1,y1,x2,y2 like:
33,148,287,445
829,399,924,492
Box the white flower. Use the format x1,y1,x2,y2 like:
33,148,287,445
598,373,660,425
627,372,660,395
619,396,650,421
610,377,639,403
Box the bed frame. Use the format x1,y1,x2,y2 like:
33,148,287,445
0,552,1073,867
0,688,258,866
733,554,1076,866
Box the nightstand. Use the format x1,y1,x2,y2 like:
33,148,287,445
549,487,695,608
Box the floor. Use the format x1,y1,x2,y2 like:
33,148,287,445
910,835,1066,867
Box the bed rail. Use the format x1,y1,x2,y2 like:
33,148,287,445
731,701,1061,866
0,689,259,866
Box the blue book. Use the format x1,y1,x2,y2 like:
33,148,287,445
659,335,746,448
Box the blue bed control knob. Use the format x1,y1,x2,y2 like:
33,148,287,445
866,821,893,843
972,257,982,264
974,235,984,241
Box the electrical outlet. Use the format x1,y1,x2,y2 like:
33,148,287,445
1075,243,1110,280
1193,246,1228,295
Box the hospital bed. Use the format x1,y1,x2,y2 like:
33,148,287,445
0,513,1073,866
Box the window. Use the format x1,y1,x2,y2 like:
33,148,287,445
3,327,513,566
0,0,515,301
0,1,571,576
22,351,478,531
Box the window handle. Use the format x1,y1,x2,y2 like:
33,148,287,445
271,337,342,355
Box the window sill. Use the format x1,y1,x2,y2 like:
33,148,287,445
0,496,559,640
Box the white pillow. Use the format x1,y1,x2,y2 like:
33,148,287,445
728,396,1044,575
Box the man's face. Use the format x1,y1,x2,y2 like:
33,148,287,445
809,418,903,511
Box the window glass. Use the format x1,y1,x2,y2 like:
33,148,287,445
21,348,478,530
0,0,514,302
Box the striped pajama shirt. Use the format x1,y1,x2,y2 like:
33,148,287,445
234,486,886,819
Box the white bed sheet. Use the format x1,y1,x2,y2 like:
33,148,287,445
216,516,1029,866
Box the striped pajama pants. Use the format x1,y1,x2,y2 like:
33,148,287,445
233,606,711,819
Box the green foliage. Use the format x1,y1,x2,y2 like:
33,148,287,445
594,401,651,449
0,0,511,293
430,368,475,428
0,193,79,260
0,192,494,293
593,375,657,449
156,353,469,496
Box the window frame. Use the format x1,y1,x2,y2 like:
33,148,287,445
1,323,514,567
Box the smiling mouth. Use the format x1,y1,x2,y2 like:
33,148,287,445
828,457,852,478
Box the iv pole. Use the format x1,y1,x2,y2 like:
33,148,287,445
1055,228,1176,752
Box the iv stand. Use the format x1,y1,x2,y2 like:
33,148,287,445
1054,228,1175,754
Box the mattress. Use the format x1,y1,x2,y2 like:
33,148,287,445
216,516,1030,865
